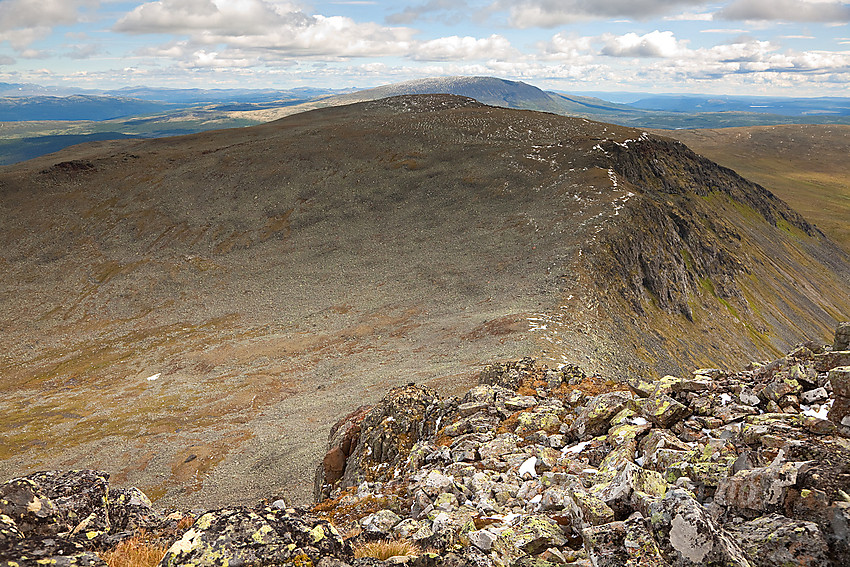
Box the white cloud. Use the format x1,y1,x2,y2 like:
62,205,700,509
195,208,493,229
413,35,517,61
701,28,751,33
115,0,416,59
635,37,850,82
19,49,50,59
601,30,689,57
538,33,594,60
67,44,101,59
495,0,712,28
386,0,467,25
664,11,714,21
716,0,850,22
115,0,309,35
0,0,98,50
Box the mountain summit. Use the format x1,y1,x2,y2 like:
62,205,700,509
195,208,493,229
1,94,848,508
328,76,564,111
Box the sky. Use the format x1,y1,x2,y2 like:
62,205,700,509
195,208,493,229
1,0,849,95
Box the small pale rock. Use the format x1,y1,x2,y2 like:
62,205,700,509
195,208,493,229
800,387,828,404
361,509,402,534
467,528,497,551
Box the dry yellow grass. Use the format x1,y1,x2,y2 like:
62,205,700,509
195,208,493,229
352,539,425,560
98,534,171,567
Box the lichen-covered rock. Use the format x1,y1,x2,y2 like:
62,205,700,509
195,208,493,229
0,470,115,548
511,514,567,555
814,351,850,372
649,489,749,567
29,470,111,544
107,486,160,533
515,411,562,435
634,394,690,428
828,366,850,398
360,509,402,536
339,384,440,489
159,507,351,567
595,462,667,517
567,489,615,528
713,457,808,519
726,513,829,567
0,478,60,537
0,537,107,567
582,515,670,567
570,392,632,438
0,513,23,546
833,322,850,351
479,358,537,391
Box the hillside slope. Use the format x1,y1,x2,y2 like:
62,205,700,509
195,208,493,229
659,124,850,253
1,95,848,509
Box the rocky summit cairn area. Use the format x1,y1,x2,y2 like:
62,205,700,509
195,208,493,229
3,323,850,567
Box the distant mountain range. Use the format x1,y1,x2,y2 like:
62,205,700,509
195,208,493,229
0,95,177,122
628,94,850,116
2,76,850,165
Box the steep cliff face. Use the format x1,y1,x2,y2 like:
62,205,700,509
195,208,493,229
1,95,848,508
564,135,850,377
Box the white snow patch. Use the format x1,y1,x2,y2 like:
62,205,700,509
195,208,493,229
803,400,833,420
519,456,538,478
562,440,592,455
146,373,161,381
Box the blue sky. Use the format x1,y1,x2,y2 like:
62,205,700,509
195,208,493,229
1,0,849,95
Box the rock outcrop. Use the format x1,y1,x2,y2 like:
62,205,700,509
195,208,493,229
0,470,187,566
4,324,850,566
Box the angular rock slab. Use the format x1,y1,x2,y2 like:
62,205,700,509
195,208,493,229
828,366,850,398
28,470,111,543
159,507,351,567
510,514,567,555
649,489,749,567
0,537,106,567
340,384,439,489
713,458,807,519
726,513,828,567
570,392,632,438
0,477,60,538
833,322,850,351
634,394,690,428
582,515,670,567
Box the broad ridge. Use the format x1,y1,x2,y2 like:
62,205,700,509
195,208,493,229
1,94,849,511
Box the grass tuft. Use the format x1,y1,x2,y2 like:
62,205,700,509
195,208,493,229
353,539,424,560
98,533,171,567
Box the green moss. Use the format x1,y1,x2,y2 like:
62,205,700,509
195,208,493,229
681,248,695,271
776,218,808,240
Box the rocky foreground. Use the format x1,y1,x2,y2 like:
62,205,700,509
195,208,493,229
3,324,850,567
